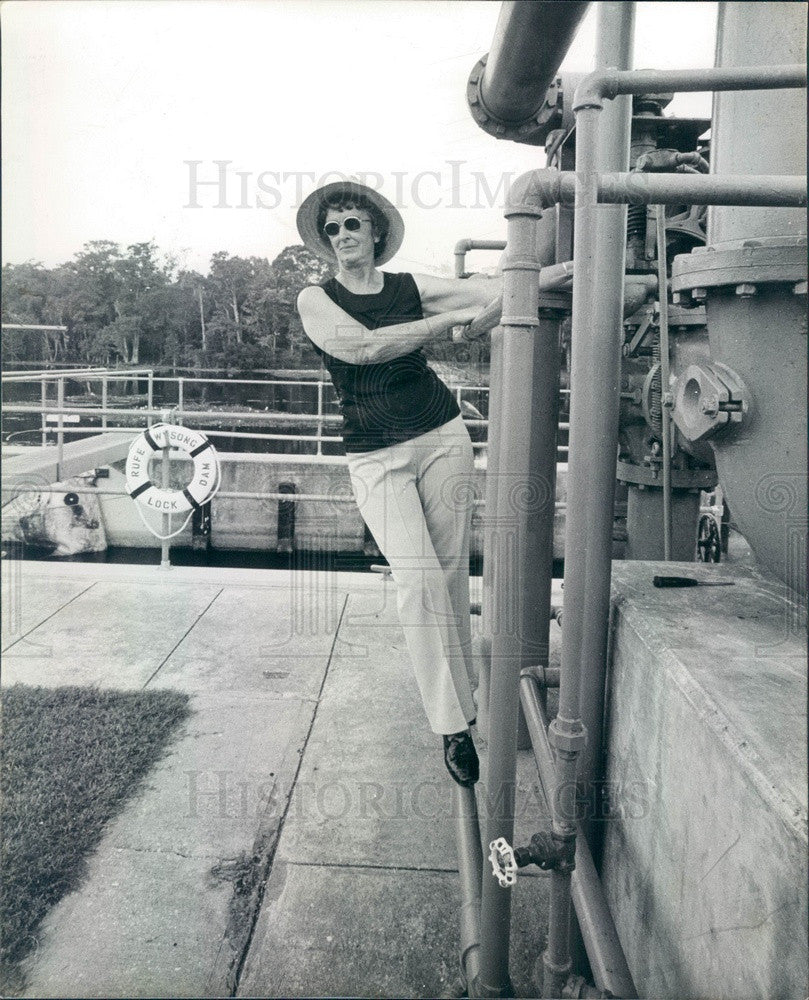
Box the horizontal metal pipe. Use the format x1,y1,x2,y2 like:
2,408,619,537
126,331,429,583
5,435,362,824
2,485,583,512
575,62,807,108
519,674,638,999
509,170,807,212
1,323,69,331
454,239,507,277
6,427,566,453
2,369,152,382
476,1,591,126
454,239,508,254
1,410,569,432
1,405,343,423
1,487,358,503
596,172,807,207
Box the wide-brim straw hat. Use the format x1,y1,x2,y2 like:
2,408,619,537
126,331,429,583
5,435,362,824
296,180,405,266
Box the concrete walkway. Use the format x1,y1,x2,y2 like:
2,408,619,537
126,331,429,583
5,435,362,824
2,559,557,998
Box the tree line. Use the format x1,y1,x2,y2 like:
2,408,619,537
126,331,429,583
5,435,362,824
1,240,490,374
1,241,333,373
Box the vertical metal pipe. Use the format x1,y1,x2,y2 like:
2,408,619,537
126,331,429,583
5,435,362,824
101,375,108,431
550,109,598,987
481,217,560,737
520,673,638,999
316,380,323,456
40,378,47,447
56,377,65,474
478,201,559,996
160,411,172,570
655,205,673,561
479,325,504,734
454,784,483,989
569,2,635,849
546,6,634,994
178,377,184,419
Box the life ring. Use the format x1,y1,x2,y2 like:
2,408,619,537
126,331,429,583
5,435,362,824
125,423,219,513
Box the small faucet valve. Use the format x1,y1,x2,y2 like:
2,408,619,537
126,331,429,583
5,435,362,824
489,831,576,886
488,837,518,887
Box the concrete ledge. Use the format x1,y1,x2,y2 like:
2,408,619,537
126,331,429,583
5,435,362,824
2,433,132,495
602,560,807,1000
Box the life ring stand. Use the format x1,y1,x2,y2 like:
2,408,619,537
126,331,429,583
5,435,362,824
125,423,220,540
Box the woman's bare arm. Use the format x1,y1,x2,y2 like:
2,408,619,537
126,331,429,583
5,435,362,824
412,273,501,317
297,286,478,365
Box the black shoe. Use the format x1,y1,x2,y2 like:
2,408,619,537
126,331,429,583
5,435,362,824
443,729,479,787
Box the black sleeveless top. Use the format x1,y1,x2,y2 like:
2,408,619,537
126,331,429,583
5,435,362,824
309,272,460,453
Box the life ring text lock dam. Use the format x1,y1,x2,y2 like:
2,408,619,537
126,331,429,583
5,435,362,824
125,423,218,513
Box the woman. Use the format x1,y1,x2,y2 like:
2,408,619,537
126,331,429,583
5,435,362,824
296,181,498,787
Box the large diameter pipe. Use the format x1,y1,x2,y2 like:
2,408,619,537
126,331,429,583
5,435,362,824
520,673,638,1000
700,1,807,598
473,1,590,127
710,4,807,243
477,196,561,998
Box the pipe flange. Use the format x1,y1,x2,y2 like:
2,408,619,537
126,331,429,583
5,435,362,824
672,362,750,443
672,236,808,302
467,61,574,147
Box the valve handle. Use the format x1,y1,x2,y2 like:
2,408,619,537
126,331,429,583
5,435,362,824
488,837,518,887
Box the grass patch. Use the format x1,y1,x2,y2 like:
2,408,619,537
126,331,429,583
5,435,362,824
1,684,191,989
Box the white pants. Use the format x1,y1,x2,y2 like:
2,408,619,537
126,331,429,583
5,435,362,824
346,415,478,735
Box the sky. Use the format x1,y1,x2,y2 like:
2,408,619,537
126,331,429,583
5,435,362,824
3,1,717,277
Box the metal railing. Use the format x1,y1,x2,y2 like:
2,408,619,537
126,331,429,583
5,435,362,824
2,368,571,465
1,368,573,567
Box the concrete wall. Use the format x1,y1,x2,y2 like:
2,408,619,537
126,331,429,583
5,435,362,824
100,452,569,557
602,561,807,1000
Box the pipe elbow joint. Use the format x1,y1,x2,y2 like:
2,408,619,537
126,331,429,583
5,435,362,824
573,70,612,111
506,169,564,219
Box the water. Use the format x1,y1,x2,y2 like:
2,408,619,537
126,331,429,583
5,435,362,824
6,544,487,576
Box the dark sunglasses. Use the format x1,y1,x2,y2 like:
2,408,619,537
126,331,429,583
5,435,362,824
323,216,370,237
